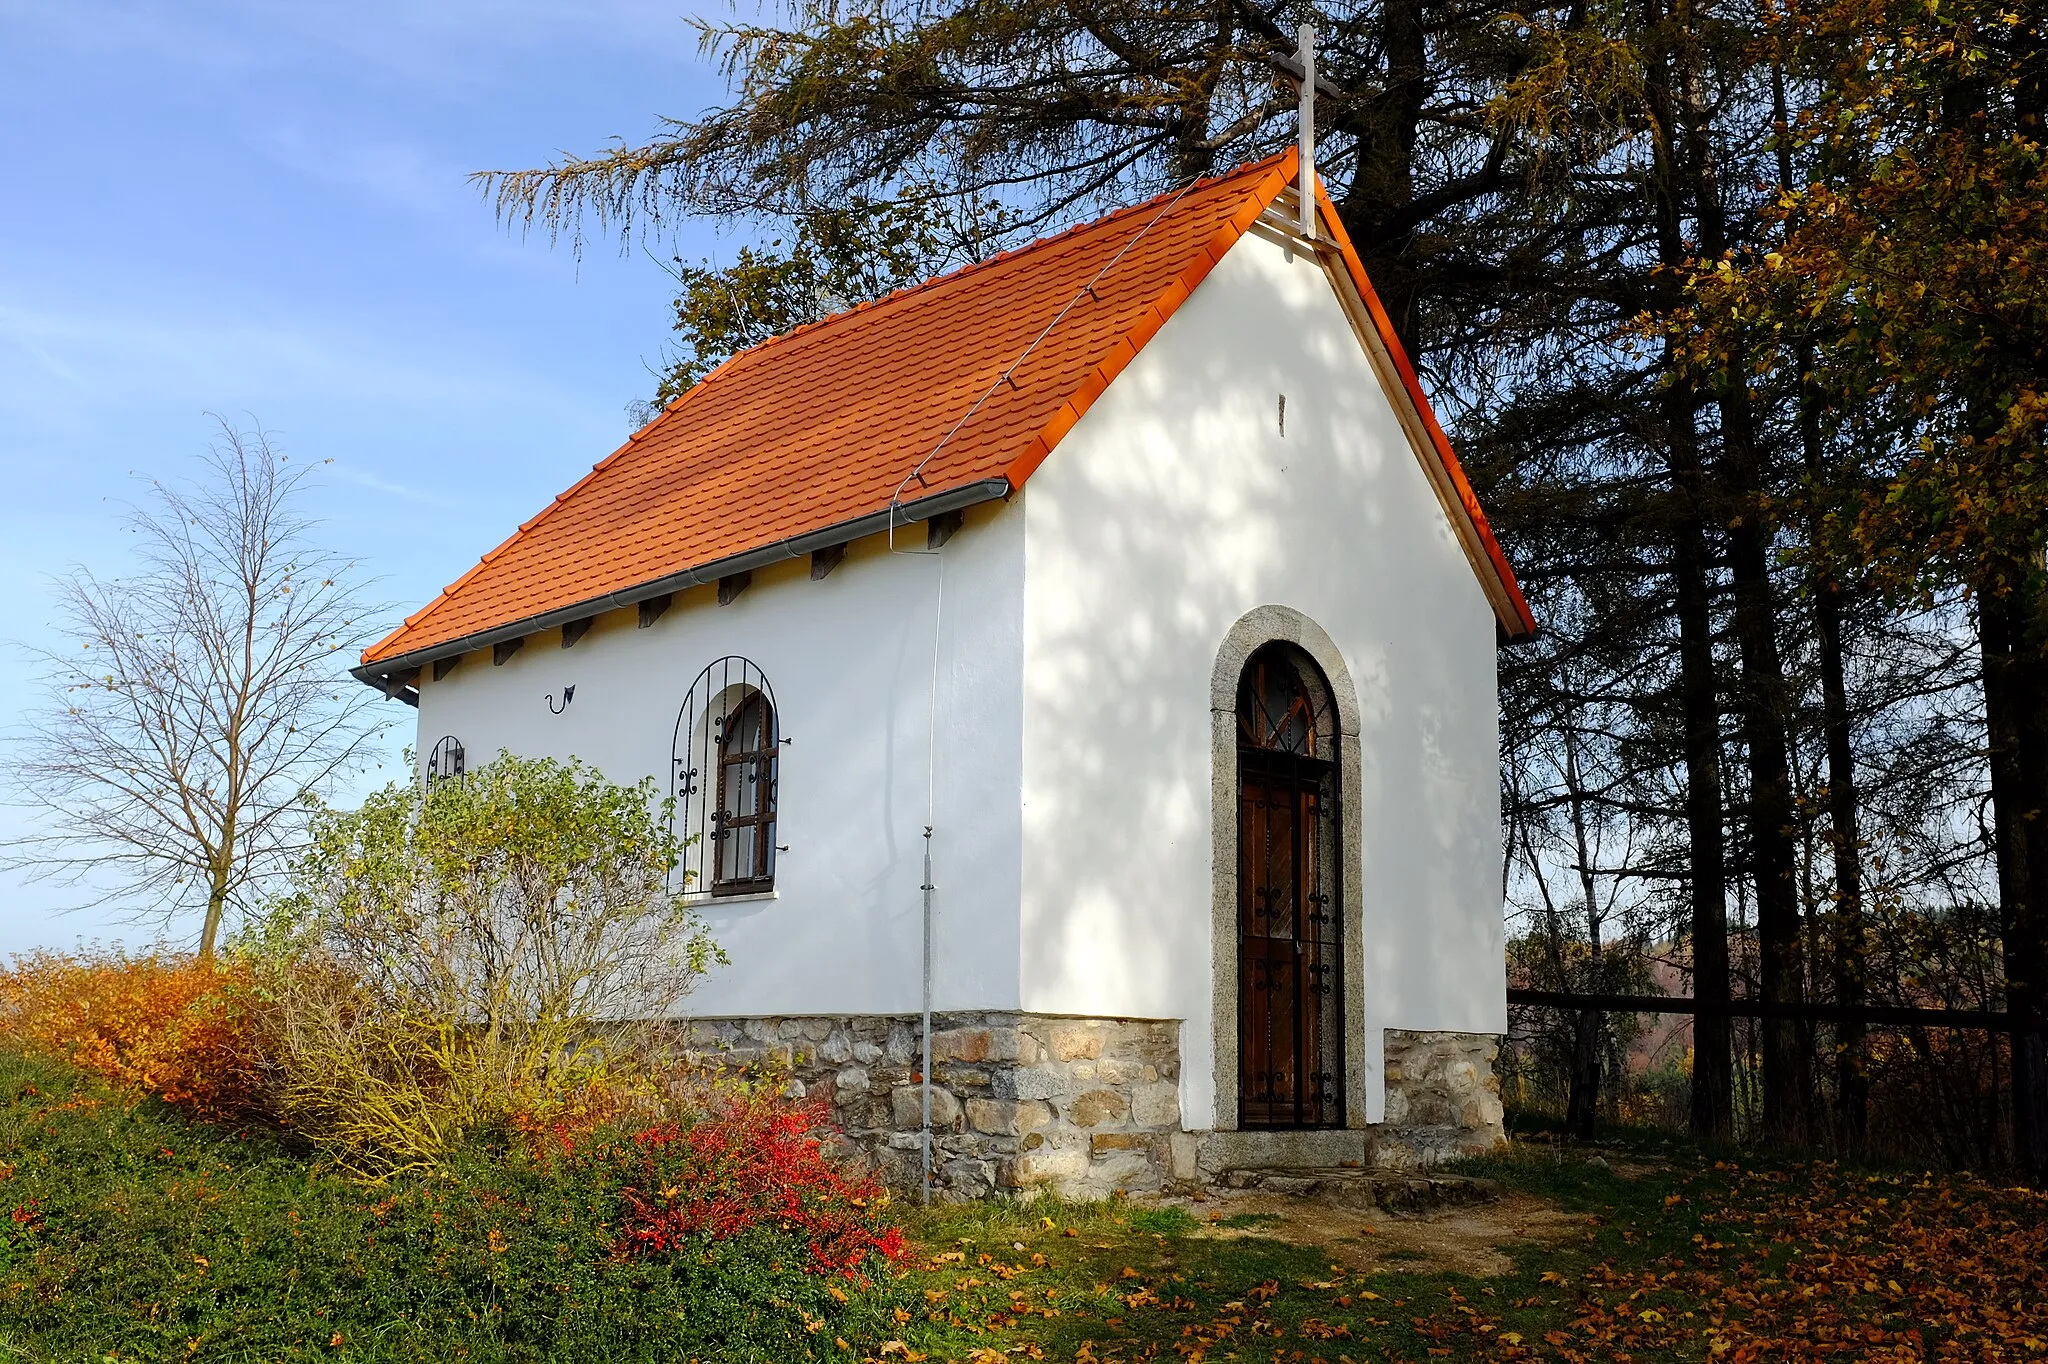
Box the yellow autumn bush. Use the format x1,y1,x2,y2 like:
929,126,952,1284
252,752,723,1177
0,950,268,1122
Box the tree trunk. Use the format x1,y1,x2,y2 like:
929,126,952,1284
1668,381,1735,1143
200,877,227,963
1644,19,1734,1141
1771,55,1869,1150
1709,380,1811,1146
1815,579,1868,1146
1567,1009,1604,1140
1563,724,1608,1142
1685,74,1812,1142
1981,576,2048,1183
1801,360,1870,1152
1336,0,1426,348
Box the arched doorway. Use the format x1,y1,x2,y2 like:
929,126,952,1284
1235,641,1344,1128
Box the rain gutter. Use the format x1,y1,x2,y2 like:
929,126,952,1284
351,477,1013,703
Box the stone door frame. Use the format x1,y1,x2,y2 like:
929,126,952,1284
1210,605,1369,1132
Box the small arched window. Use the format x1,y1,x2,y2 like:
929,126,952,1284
673,657,780,896
426,734,466,789
1236,644,1336,760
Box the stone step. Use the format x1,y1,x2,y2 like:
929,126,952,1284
1213,1167,1501,1214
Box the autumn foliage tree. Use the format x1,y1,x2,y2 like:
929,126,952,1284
1674,0,2048,1181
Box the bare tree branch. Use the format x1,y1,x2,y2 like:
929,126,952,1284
4,419,390,959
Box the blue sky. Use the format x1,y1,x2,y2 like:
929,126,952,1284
0,0,743,955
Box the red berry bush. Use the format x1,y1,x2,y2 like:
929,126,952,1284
601,1086,904,1277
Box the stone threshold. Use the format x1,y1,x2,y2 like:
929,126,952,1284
1211,1167,1503,1214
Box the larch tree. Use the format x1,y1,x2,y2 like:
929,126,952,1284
473,0,1597,358
633,191,1015,420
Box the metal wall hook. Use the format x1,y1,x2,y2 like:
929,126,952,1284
546,684,576,714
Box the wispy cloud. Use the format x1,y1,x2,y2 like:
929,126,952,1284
0,0,723,957
0,294,581,420
253,124,467,220
323,461,466,510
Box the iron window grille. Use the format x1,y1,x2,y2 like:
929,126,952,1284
425,734,466,789
671,656,780,897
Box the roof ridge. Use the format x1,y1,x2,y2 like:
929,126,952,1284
998,150,1299,489
684,152,1294,378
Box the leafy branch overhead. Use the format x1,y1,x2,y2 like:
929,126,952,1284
1667,0,2048,606
641,192,1017,413
474,0,1580,354
476,0,1301,237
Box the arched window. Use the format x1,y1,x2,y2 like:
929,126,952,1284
426,734,466,789
673,657,780,896
1235,642,1343,1128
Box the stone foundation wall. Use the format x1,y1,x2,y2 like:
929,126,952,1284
670,1013,1187,1201
1375,1029,1506,1168
671,1015,1501,1197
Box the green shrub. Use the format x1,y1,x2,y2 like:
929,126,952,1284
0,1048,910,1362
254,753,724,1176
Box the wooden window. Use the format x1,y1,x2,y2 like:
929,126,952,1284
712,689,777,893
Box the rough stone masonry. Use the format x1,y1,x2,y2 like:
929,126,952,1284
670,1014,1503,1201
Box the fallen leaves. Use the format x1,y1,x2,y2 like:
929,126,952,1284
1366,1162,2048,1363
882,1161,2046,1364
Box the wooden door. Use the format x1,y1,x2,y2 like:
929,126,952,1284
1236,646,1343,1128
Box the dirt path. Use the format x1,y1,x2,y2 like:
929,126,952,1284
1161,1188,1589,1277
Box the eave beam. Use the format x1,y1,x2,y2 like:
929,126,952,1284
349,476,1011,692
371,668,421,707
927,509,964,550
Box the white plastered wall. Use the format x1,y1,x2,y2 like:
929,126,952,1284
1018,227,1507,1131
412,501,1027,1017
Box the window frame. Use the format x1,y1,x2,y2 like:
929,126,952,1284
710,688,778,895
425,734,466,789
671,656,782,900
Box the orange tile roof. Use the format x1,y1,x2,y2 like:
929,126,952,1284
361,149,1532,674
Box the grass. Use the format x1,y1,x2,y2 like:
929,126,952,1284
879,1145,1696,1362
881,1145,2048,1362
0,1047,911,1362
4,1043,2044,1362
